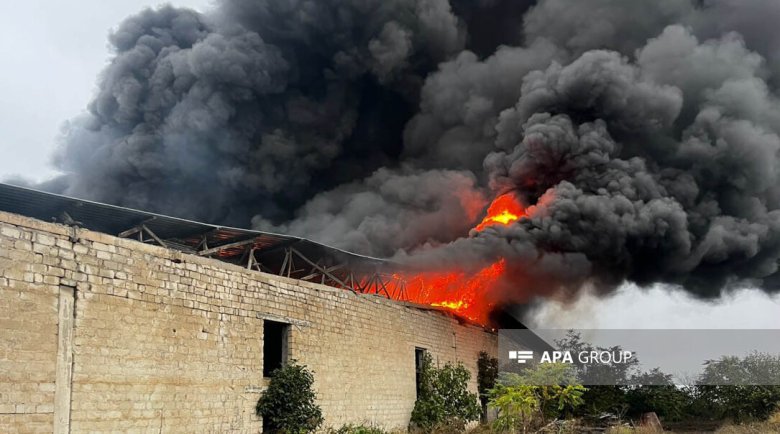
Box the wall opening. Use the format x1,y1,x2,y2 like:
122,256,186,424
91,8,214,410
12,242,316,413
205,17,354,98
263,320,289,377
415,347,427,397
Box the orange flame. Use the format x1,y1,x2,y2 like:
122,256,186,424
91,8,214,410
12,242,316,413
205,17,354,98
399,259,506,323
475,193,526,231
394,192,529,324
431,300,467,310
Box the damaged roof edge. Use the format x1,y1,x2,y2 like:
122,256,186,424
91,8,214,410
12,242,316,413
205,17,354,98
0,181,388,265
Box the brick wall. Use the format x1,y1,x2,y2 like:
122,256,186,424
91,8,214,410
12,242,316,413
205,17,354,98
0,211,497,433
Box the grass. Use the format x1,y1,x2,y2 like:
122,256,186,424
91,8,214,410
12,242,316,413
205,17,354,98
713,409,780,433
714,422,780,433
329,410,780,433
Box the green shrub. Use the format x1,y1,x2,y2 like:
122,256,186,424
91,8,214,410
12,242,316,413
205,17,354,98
328,424,388,434
256,361,323,434
489,364,586,432
489,383,540,433
410,352,481,431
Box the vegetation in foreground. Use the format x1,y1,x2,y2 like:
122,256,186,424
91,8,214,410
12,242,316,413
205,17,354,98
256,361,324,434
329,411,780,433
257,335,780,433
410,351,482,431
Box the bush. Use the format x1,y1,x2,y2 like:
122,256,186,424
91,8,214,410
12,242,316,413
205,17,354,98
489,364,586,433
410,352,481,431
625,369,691,421
328,424,388,434
489,383,540,432
256,361,323,434
625,386,690,421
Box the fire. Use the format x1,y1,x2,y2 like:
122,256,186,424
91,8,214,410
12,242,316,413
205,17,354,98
390,193,526,324
431,300,467,310
475,193,526,231
400,260,506,324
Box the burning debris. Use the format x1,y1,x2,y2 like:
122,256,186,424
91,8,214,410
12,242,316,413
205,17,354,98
44,0,780,322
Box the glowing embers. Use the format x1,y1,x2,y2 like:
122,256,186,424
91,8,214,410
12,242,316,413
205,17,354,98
431,300,467,310
475,193,526,231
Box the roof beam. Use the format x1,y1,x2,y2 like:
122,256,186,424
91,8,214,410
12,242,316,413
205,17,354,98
117,217,156,238
117,226,142,238
142,224,168,248
198,237,257,256
291,248,353,291
300,264,344,281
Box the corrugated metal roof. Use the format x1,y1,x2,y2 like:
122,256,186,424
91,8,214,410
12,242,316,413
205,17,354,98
0,182,386,268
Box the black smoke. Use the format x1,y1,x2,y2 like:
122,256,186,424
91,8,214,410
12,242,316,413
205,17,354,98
54,0,467,224
50,0,780,298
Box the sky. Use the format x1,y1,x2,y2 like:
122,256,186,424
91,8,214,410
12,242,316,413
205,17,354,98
0,0,779,329
526,284,780,329
0,0,212,182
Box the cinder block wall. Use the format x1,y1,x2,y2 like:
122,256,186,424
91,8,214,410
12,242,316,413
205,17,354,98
0,211,497,433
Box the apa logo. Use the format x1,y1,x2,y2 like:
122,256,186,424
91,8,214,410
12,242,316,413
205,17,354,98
508,350,534,364
540,351,574,363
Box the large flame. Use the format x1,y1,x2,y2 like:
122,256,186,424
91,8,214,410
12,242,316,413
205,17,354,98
475,193,526,231
397,260,506,324
399,193,527,323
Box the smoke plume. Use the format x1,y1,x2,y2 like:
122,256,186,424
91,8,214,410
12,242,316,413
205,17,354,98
50,0,780,300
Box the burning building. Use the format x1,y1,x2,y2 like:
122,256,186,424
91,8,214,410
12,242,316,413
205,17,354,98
0,182,504,432
7,0,780,430
42,0,780,310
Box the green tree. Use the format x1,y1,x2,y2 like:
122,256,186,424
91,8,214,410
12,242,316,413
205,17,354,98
256,361,323,434
410,352,481,431
696,352,780,422
556,331,639,387
626,369,691,421
552,335,780,425
555,331,633,419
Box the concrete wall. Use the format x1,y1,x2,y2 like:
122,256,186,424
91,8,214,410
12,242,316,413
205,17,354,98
0,211,497,433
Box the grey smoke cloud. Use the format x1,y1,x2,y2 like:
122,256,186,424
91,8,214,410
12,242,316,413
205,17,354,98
50,0,780,300
54,0,466,223
521,0,695,58
252,167,486,257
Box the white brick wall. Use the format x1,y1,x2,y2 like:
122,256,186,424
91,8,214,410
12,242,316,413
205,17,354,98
0,211,497,433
